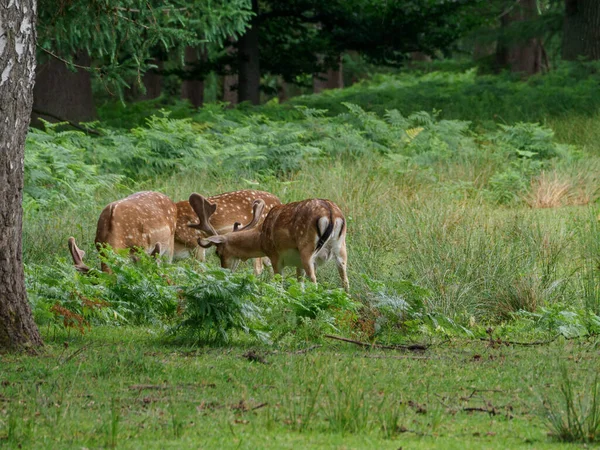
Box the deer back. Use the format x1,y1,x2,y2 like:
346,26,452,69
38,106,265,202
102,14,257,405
260,199,346,256
95,191,177,253
175,189,280,250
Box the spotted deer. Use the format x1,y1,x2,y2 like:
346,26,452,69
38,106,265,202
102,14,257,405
68,191,178,273
176,189,281,274
198,198,349,291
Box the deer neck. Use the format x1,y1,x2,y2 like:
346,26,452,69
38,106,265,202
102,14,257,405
227,229,265,260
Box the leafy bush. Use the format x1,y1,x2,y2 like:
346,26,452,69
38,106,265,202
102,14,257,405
486,169,528,204
172,267,267,343
258,279,359,345
24,124,122,211
493,122,566,161
291,61,600,128
26,251,362,345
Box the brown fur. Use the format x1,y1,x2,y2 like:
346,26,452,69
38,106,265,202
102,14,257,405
200,199,349,291
175,190,281,273
69,191,178,273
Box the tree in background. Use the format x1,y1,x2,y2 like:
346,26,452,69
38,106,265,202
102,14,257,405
34,0,253,122
495,0,547,75
0,0,43,351
229,0,485,102
562,0,600,60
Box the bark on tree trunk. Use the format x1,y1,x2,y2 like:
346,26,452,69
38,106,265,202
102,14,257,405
237,0,260,104
313,55,344,94
495,0,545,76
0,0,43,351
32,52,97,126
222,73,239,106
124,58,163,102
181,47,204,108
140,58,163,100
562,0,600,60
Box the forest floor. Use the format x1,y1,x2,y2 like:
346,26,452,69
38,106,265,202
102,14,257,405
0,327,596,449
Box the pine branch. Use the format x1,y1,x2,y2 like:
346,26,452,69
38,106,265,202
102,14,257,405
37,46,99,72
32,108,102,136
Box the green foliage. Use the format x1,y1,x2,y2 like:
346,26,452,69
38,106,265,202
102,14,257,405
172,268,266,343
513,305,600,339
255,0,486,85
493,122,566,161
24,124,122,211
25,251,361,345
291,62,600,134
487,169,528,204
38,0,253,92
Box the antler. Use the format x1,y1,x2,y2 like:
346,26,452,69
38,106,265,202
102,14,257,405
68,237,91,273
234,199,266,232
187,193,218,236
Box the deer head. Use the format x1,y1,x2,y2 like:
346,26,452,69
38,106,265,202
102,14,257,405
198,199,266,269
177,190,281,273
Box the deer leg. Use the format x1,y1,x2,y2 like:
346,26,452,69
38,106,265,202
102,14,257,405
253,258,263,276
300,250,317,284
167,236,175,263
296,267,305,281
270,256,283,277
192,246,206,262
336,243,349,292
150,242,162,259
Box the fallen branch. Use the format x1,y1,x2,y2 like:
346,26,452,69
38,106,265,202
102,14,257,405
363,354,428,360
324,334,428,352
463,406,498,415
33,108,102,136
250,402,268,411
129,384,170,391
478,335,559,347
293,345,322,354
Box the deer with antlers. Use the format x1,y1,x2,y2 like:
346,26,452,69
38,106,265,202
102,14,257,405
68,189,280,274
197,198,349,291
68,191,178,273
175,190,281,274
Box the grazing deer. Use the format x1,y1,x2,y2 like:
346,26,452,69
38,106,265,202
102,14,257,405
177,189,281,274
198,198,349,291
68,191,178,273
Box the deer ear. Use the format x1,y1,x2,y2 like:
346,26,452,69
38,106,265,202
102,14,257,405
188,193,218,236
198,235,226,248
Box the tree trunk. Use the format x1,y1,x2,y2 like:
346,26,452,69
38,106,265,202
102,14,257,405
222,73,239,106
495,0,545,76
313,55,343,94
0,0,43,351
181,47,204,108
140,58,163,100
237,0,260,104
32,52,96,126
562,0,600,60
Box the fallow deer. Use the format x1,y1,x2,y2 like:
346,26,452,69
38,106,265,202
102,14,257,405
68,191,178,273
177,189,281,274
198,198,349,291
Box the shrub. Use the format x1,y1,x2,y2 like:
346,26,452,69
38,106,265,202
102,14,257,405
171,267,267,343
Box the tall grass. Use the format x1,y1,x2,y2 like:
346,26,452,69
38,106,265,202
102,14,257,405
23,63,600,332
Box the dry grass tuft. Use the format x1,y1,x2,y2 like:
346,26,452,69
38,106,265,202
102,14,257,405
526,171,592,209
526,172,571,209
